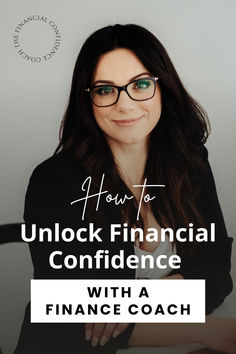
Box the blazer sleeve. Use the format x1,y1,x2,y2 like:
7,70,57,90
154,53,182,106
177,147,233,314
15,154,134,354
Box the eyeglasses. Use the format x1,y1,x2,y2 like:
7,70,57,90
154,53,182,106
85,76,159,107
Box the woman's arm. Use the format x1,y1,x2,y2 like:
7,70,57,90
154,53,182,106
16,152,135,353
171,147,233,314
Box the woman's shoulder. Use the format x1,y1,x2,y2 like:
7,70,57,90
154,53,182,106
24,151,89,220
30,150,86,181
200,145,208,161
27,150,88,199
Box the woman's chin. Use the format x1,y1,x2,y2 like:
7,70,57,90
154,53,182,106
105,131,150,145
108,134,149,146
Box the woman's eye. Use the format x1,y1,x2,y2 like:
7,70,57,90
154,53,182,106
94,86,114,95
134,80,151,89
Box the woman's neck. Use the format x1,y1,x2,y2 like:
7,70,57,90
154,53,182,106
107,138,148,191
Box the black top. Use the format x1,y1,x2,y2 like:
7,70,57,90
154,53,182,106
14,147,233,354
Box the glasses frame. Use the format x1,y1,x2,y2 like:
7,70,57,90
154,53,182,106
85,76,159,107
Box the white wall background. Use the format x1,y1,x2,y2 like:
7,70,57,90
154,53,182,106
0,0,235,353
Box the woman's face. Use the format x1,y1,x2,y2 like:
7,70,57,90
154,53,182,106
91,48,162,147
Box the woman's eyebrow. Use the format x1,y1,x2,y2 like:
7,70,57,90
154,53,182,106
93,72,151,86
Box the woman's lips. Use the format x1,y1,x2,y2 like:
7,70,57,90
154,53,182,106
112,115,143,126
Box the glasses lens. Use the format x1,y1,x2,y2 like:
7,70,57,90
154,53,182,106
127,78,155,101
90,86,118,107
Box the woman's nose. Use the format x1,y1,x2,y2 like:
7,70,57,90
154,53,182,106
115,90,136,112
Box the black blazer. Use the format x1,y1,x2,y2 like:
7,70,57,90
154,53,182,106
14,147,233,353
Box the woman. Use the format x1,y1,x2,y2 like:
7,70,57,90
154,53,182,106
15,24,235,354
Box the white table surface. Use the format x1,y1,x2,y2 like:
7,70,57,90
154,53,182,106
118,288,236,354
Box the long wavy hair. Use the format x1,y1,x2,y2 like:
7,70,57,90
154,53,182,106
55,24,210,251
